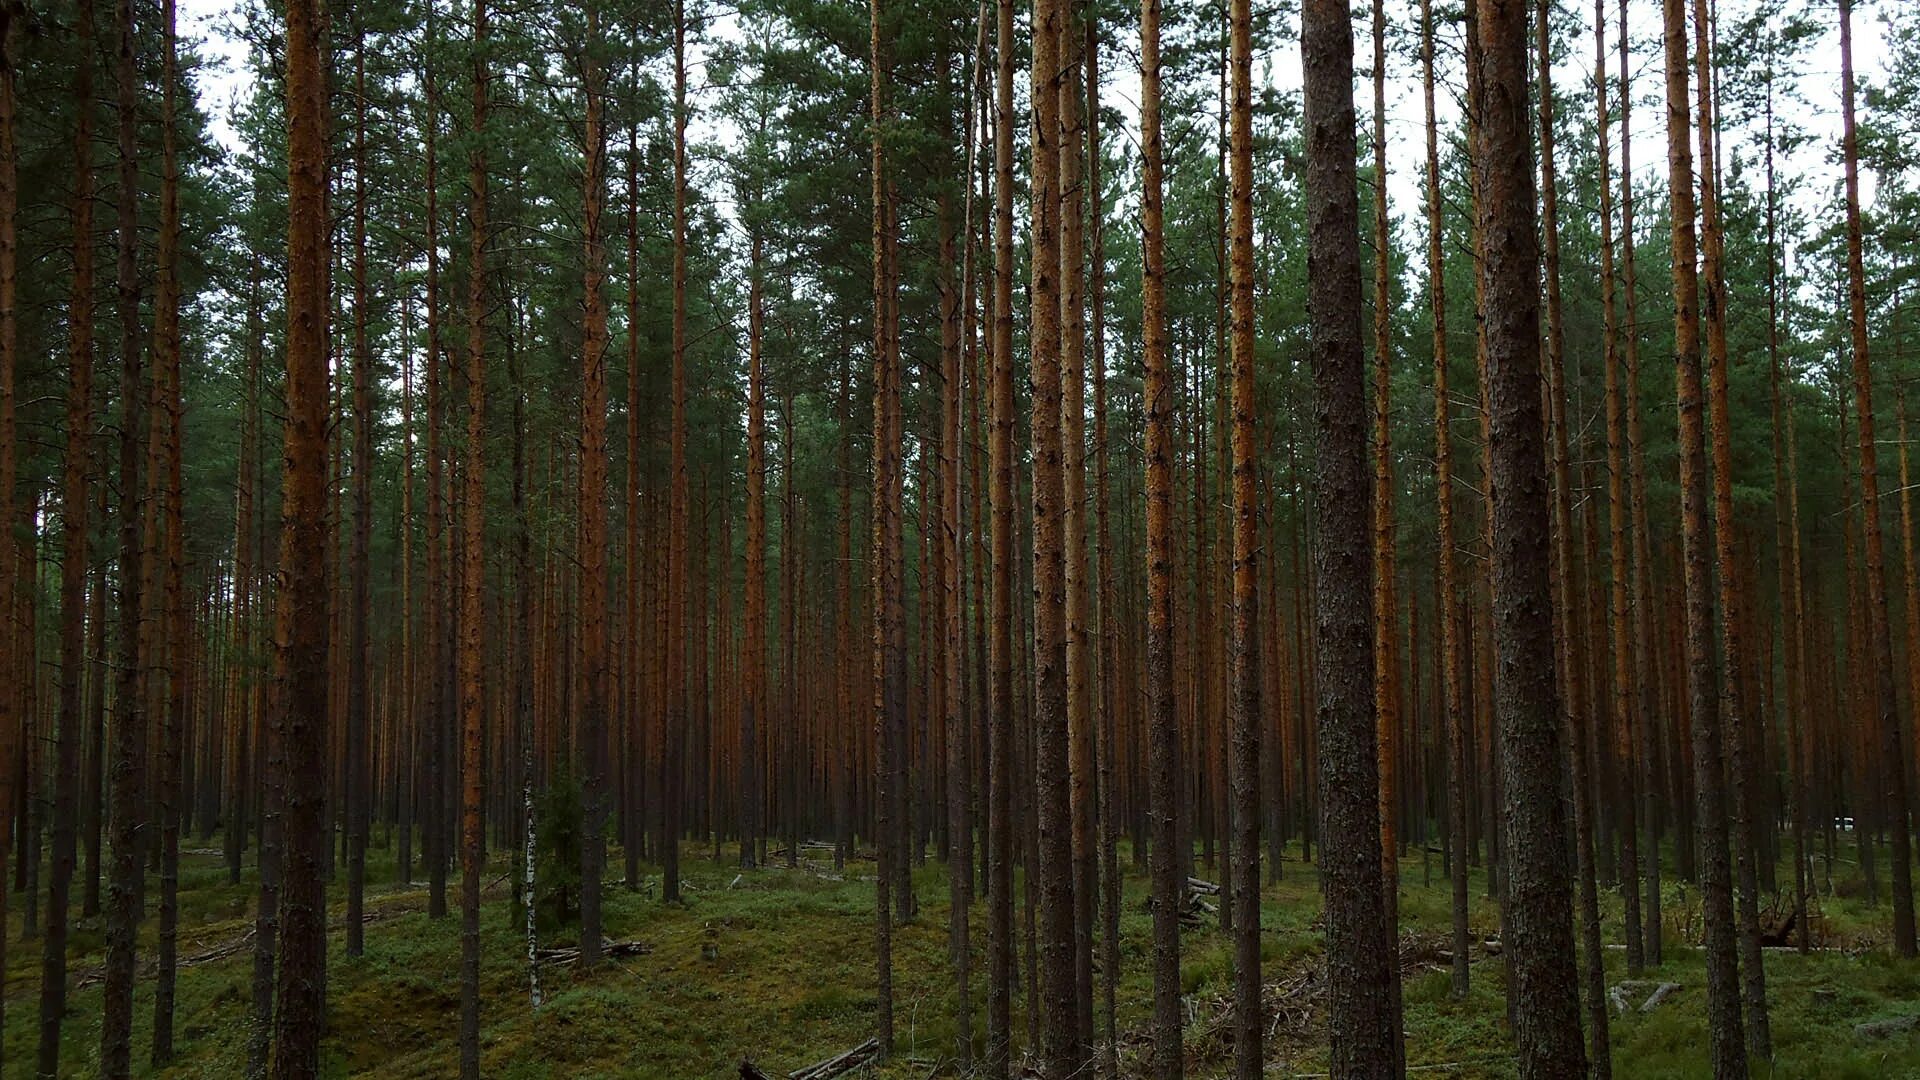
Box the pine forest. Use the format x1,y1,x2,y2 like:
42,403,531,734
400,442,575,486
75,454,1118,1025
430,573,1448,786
1,0,1919,1075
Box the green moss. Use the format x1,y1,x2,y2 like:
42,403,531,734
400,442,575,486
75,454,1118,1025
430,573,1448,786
8,839,1920,1077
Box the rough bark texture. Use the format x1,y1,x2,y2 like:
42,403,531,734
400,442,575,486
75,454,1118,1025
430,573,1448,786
1027,0,1077,1074
41,0,93,1067
1478,0,1586,1074
1595,0,1644,979
1840,0,1916,960
1688,0,1772,1053
1420,0,1470,1002
457,2,489,1074
1662,0,1746,1070
1141,0,1183,1074
151,0,187,1057
270,0,330,1069
579,3,610,967
1535,5,1608,1071
868,0,902,1057
101,0,147,1069
986,0,1016,1071
1301,0,1396,1073
1226,0,1262,1071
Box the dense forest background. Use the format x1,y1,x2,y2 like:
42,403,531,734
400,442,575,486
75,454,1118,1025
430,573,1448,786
3,0,1920,1075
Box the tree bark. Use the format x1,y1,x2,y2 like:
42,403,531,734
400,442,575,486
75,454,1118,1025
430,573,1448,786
986,0,1017,1071
1302,0,1397,1072
270,0,331,1067
1662,0,1746,1070
1226,0,1262,1071
101,0,148,1067
1840,0,1916,959
1142,0,1182,1074
41,0,93,1067
1480,0,1586,1072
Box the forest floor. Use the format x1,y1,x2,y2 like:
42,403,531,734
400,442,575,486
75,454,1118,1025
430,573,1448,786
5,835,1920,1078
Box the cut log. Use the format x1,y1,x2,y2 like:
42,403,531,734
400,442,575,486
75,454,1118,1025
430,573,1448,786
533,939,652,966
788,1037,879,1080
1639,983,1682,1012
1187,876,1222,896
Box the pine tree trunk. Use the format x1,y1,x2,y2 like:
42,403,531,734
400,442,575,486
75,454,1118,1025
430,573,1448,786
1367,1,1405,1060
1688,0,1771,1053
986,0,1018,1070
457,2,490,1072
578,0,610,967
1480,0,1586,1072
1595,0,1644,977
1226,0,1262,1071
1303,0,1396,1071
1840,0,1916,960
101,0,148,1067
41,0,93,1065
1535,6,1608,1071
1420,0,1470,1000
1617,0,1661,967
0,8,16,1051
151,0,187,1057
1057,8,1096,1061
270,0,331,1068
1662,0,1747,1069
663,0,689,908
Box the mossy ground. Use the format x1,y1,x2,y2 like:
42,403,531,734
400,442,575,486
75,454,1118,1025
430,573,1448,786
5,835,1920,1077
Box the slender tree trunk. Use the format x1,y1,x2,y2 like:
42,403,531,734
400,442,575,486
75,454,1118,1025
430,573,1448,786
1367,2,1405,1061
1027,0,1078,1072
457,1,490,1073
1535,7,1608,1071
151,0,187,1057
868,0,904,1057
623,67,643,890
578,1,610,967
1141,0,1182,1073
986,0,1017,1070
1840,0,1916,959
742,160,765,875
270,0,331,1068
1766,73,1809,955
946,9,986,1065
1479,0,1587,1073
40,0,93,1066
421,4,450,922
0,8,16,1053
1086,21,1122,1071
1420,0,1470,1000
1618,0,1661,967
1663,0,1746,1070
1226,0,1262,1070
1596,0,1644,977
1057,5,1097,1061
1687,0,1770,1054
663,0,689,908
101,0,148,1067
344,17,372,964
1302,0,1396,1071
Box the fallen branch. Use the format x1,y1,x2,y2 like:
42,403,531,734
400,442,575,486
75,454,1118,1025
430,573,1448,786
533,940,652,967
788,1037,879,1080
1639,983,1682,1013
